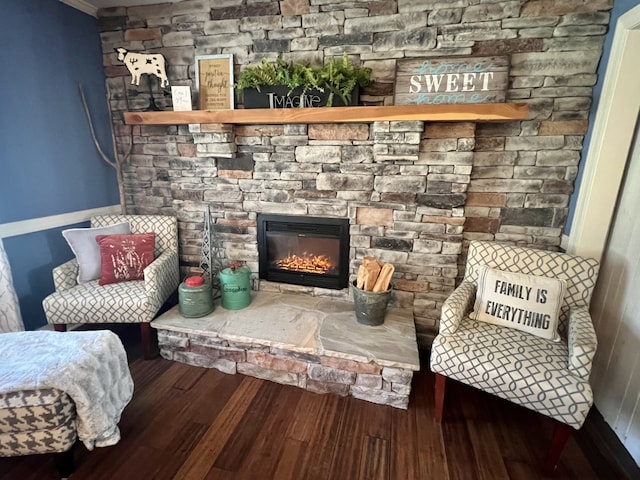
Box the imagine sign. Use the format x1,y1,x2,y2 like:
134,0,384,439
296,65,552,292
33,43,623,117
394,56,509,106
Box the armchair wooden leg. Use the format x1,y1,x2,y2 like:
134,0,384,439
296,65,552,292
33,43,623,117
53,324,67,332
140,323,154,360
543,422,573,476
434,373,446,422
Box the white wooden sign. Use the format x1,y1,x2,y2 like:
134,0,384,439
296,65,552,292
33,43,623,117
171,86,192,111
394,56,509,105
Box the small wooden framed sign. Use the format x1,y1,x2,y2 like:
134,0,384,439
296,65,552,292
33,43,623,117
195,54,234,110
171,86,192,111
394,56,509,106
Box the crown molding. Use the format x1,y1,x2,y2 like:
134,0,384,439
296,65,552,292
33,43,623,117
59,0,98,17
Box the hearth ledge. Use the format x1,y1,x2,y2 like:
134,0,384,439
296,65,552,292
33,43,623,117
151,291,420,409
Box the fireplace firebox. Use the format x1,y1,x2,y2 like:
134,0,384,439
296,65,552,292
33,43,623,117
257,214,350,290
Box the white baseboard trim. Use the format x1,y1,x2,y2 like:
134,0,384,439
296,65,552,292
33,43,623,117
0,205,121,239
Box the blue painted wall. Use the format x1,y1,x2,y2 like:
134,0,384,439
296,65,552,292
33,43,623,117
565,0,640,233
0,0,118,330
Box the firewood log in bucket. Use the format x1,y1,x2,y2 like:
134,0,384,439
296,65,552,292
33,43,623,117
357,256,380,290
352,257,394,326
372,263,394,292
355,258,393,292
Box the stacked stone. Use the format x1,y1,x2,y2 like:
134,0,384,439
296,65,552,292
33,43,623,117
98,0,612,345
184,119,469,341
157,329,414,409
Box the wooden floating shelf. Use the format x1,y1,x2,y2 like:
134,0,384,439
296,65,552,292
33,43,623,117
123,103,528,125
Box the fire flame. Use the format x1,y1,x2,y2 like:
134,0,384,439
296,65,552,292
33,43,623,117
274,253,334,274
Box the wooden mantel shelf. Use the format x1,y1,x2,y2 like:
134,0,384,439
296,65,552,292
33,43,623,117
123,103,528,125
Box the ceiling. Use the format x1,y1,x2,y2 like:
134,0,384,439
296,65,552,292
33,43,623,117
60,0,180,16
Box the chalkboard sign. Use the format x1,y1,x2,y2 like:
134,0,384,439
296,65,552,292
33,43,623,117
394,56,509,106
195,54,234,110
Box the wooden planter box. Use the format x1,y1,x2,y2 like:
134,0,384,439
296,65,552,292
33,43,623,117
242,85,359,109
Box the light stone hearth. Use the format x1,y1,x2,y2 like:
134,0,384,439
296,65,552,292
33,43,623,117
151,291,420,408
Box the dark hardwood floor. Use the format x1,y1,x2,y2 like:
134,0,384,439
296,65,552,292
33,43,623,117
1,325,637,480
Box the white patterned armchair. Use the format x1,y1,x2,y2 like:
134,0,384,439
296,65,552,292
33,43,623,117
42,215,180,359
430,241,599,475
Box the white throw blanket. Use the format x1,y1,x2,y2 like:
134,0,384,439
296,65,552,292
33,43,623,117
0,330,134,450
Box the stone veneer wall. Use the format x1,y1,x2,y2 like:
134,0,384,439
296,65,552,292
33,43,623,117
157,329,414,408
97,0,612,347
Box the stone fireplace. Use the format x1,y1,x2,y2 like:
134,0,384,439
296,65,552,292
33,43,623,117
122,120,475,347
98,0,610,348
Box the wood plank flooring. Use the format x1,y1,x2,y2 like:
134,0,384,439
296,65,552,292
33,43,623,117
0,346,637,479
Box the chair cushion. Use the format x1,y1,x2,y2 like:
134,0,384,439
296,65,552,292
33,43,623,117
430,319,593,429
42,280,153,324
62,222,131,283
470,265,566,341
0,388,77,457
96,233,156,285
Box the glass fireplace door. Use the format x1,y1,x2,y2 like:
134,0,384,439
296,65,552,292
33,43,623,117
266,232,340,276
257,214,349,290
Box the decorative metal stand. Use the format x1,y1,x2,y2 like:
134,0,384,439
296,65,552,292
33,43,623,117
199,206,225,297
199,208,212,282
145,75,161,111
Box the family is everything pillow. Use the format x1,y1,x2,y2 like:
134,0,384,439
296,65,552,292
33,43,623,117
470,265,566,341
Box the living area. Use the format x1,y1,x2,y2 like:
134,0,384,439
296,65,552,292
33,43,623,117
2,0,640,479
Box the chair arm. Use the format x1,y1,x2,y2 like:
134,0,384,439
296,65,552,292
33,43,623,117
439,281,476,335
567,306,598,380
52,259,79,291
144,250,180,314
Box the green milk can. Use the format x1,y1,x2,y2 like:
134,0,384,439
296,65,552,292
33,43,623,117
218,263,252,310
178,275,215,318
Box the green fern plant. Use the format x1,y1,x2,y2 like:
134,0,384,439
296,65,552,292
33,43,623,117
234,58,278,91
235,54,372,106
320,54,372,106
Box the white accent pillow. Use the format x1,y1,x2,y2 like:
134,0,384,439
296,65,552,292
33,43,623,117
470,265,566,341
62,222,131,283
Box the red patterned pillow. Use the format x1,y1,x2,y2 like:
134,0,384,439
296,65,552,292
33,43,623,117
95,233,156,286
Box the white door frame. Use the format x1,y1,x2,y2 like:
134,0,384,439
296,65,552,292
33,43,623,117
567,5,640,260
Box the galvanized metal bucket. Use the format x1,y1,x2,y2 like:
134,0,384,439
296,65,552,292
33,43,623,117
351,281,391,326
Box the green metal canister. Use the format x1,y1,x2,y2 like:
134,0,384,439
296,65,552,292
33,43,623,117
178,276,215,318
218,264,252,310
